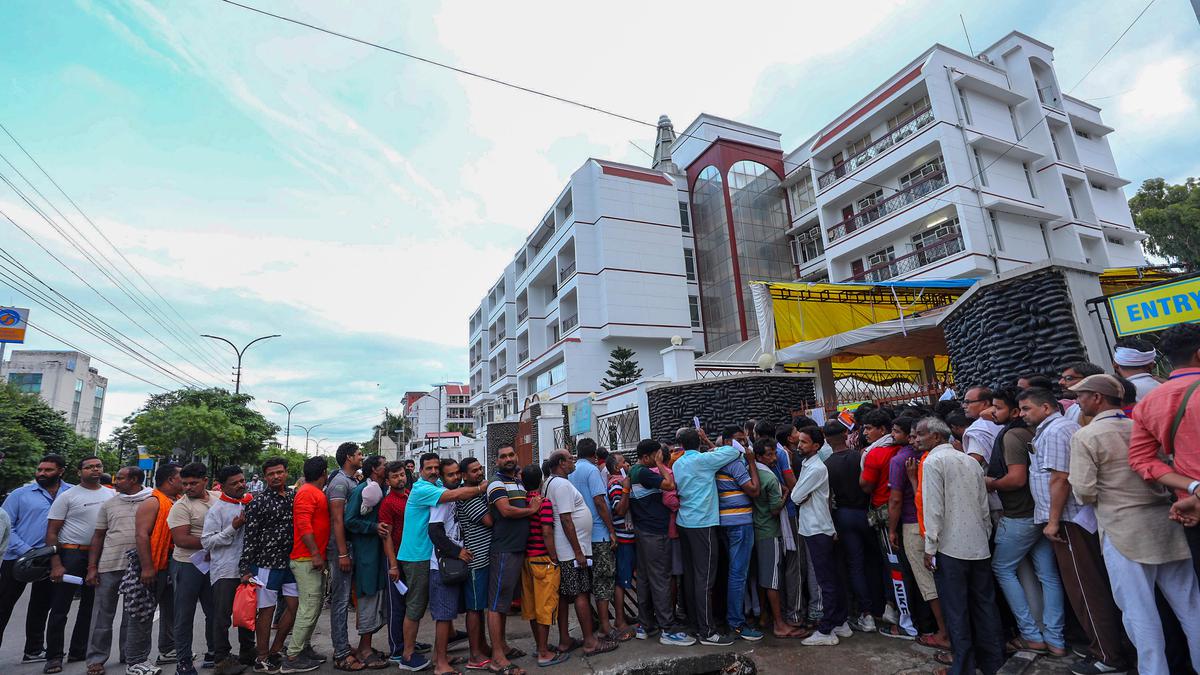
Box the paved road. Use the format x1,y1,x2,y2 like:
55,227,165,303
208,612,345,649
1,588,1073,674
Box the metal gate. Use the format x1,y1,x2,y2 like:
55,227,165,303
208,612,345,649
595,408,640,458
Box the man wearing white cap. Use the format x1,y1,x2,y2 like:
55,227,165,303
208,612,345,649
1112,338,1162,402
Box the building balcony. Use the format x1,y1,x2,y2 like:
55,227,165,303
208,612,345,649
518,348,529,362
561,314,578,332
517,307,528,323
848,233,965,282
559,261,576,281
817,106,934,190
828,169,948,242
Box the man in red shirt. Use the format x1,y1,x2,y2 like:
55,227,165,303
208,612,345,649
378,461,425,661
1129,323,1200,569
283,458,330,674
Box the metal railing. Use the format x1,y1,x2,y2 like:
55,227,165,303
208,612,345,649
518,348,529,362
849,233,965,282
561,314,578,331
827,169,948,241
517,307,528,323
559,261,576,280
817,106,934,189
596,408,640,458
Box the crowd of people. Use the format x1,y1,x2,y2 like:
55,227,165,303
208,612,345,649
0,323,1198,675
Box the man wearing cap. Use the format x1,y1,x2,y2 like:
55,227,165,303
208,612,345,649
1069,373,1200,673
1112,338,1162,402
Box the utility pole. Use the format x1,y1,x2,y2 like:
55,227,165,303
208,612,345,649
296,423,322,456
268,399,309,452
201,334,281,394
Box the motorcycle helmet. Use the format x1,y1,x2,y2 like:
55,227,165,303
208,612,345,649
13,545,55,583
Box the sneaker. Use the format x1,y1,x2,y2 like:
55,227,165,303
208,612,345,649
43,659,63,674
212,658,245,675
176,665,199,675
1071,645,1092,660
297,648,326,664
801,631,839,647
635,626,659,640
659,631,697,647
446,630,469,651
395,653,432,672
201,654,216,669
156,652,177,666
882,605,899,625
125,664,163,675
850,614,876,633
23,651,49,663
237,652,256,667
253,656,280,674
278,656,320,674
1069,660,1127,675
832,622,853,638
734,626,764,642
697,632,735,646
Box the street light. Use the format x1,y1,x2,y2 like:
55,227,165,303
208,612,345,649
315,438,329,454
268,399,310,452
201,334,281,394
295,423,323,456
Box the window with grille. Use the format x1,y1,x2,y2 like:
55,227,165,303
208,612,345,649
899,157,945,190
846,133,871,155
887,95,931,130
856,189,884,211
794,226,824,263
867,246,895,268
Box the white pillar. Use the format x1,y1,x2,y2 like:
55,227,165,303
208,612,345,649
536,408,565,466
660,344,696,382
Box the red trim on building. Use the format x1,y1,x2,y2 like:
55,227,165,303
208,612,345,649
812,65,924,151
600,165,673,185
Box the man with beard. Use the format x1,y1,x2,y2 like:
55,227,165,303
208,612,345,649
86,466,152,675
428,459,469,675
240,458,300,673
454,458,494,671
343,456,391,669
128,463,183,675
168,463,218,675
0,454,72,663
326,443,364,670
202,466,255,675
1058,362,1104,425
44,456,111,673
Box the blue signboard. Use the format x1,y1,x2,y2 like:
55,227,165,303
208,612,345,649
568,397,592,435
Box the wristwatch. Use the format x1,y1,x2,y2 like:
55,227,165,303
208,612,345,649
1187,480,1200,497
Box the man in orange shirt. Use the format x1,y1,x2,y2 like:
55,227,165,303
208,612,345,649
282,458,332,674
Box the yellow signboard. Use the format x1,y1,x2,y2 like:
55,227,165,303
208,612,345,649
1109,276,1200,336
0,307,29,344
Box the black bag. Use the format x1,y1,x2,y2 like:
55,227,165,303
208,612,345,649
437,556,469,584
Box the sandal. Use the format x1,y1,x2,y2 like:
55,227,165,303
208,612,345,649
485,665,522,675
465,660,492,671
536,653,570,668
449,656,468,666
44,660,63,675
334,655,366,672
582,640,618,657
606,627,636,642
934,651,954,666
360,653,389,670
1006,637,1048,655
87,665,105,675
503,647,526,660
551,639,582,655
917,634,951,650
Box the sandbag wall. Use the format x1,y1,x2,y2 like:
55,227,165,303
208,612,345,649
942,269,1087,388
646,374,817,440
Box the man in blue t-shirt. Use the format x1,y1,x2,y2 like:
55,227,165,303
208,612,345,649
395,453,486,672
568,439,618,638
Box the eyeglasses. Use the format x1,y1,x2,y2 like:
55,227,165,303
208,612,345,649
1061,374,1081,382
963,399,987,405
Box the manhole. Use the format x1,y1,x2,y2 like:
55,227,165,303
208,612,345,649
601,652,757,675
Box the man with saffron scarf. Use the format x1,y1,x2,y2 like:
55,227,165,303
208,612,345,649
129,463,183,675
203,466,256,675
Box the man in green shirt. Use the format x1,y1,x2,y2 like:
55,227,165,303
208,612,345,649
751,439,806,639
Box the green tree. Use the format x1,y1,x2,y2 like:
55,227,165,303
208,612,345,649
445,422,474,437
0,383,106,493
363,410,411,455
600,346,643,390
1129,177,1200,266
132,402,247,467
254,443,311,484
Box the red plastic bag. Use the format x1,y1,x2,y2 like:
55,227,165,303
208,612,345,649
233,582,258,630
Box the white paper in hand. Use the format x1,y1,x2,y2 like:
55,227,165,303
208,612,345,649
61,574,84,585
394,578,408,595
190,550,211,574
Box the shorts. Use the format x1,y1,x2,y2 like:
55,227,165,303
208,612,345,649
591,540,615,601
615,543,636,589
401,561,431,620
429,568,464,622
670,537,683,576
464,567,490,612
355,590,386,634
902,523,938,601
520,556,560,626
487,550,524,612
558,560,592,598
254,567,298,609
755,538,783,591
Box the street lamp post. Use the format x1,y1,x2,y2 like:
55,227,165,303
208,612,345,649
295,423,323,456
268,399,310,452
200,334,281,394
315,438,329,455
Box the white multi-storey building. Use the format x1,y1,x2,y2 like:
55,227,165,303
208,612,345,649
402,383,474,452
468,31,1145,427
2,350,108,439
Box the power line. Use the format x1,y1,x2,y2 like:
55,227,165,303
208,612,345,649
1067,0,1156,94
0,121,233,368
22,318,174,392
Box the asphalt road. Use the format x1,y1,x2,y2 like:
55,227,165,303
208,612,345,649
1,587,1074,674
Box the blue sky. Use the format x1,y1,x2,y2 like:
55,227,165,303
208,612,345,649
0,0,1196,445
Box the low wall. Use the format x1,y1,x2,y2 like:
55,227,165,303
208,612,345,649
646,373,817,441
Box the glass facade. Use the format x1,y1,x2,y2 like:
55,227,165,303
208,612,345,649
726,160,794,345
691,165,740,350
8,372,42,393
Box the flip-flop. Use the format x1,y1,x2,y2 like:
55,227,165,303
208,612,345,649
449,656,468,666
536,653,569,668
504,647,526,660
334,655,366,672
934,651,954,666
582,640,618,657
917,634,951,650
465,660,492,672
551,639,582,655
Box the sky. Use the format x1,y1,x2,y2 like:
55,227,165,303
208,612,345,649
0,0,1196,446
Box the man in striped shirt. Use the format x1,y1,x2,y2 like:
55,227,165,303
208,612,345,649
454,458,493,671
606,454,637,641
714,430,762,642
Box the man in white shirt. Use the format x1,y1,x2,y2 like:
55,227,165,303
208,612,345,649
917,416,1003,675
428,459,469,675
790,426,847,647
961,387,1003,466
201,466,254,675
1112,339,1161,402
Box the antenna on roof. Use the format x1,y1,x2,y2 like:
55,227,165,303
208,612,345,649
959,14,976,56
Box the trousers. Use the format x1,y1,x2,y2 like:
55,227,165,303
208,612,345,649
126,569,175,666
634,530,674,633
86,571,127,666
328,559,352,659
172,560,214,666
1050,522,1130,667
678,526,718,637
933,553,1005,675
803,533,847,635
211,578,255,662
287,560,325,658
0,557,52,655
46,549,94,660
385,572,407,657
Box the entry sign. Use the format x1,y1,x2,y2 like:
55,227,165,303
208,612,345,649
0,307,30,344
1109,276,1200,336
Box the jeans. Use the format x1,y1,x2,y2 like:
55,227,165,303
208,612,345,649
287,560,325,658
211,578,255,662
722,524,754,630
172,560,214,666
87,571,126,666
328,559,352,659
678,526,718,637
832,507,877,616
1102,537,1200,675
803,534,846,635
385,573,407,657
991,516,1065,648
46,549,94,660
0,557,52,655
634,530,674,633
126,569,175,666
934,554,1005,675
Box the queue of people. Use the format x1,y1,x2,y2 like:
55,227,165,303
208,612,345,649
0,323,1198,675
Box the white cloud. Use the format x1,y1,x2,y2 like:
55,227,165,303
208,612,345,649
1116,56,1197,126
